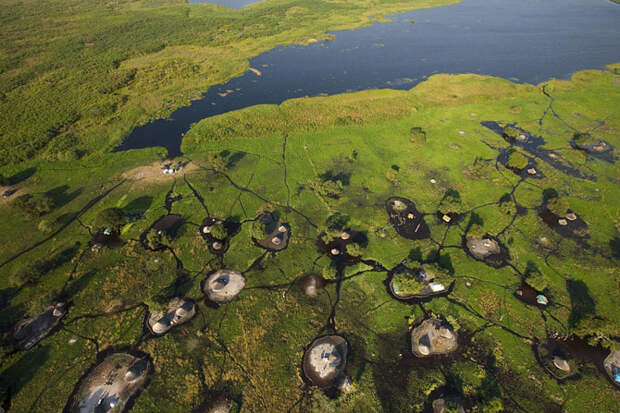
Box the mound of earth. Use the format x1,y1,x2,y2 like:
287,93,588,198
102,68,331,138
203,270,246,303
386,197,429,240
464,236,509,267
147,297,196,335
13,302,67,350
302,335,348,388
67,352,150,413
252,213,290,251
411,318,458,357
603,350,620,387
299,274,326,297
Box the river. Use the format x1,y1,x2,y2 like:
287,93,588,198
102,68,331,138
114,0,620,157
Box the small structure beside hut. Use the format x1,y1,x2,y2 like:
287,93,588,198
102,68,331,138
67,352,150,413
13,302,67,350
147,297,196,336
302,335,349,390
203,269,246,303
411,318,458,358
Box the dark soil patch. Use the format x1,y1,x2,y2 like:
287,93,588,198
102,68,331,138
386,197,430,240
435,211,464,226
533,339,580,382
316,231,365,267
538,208,589,240
514,283,550,308
481,121,595,181
497,148,545,179
252,213,290,252
92,230,123,249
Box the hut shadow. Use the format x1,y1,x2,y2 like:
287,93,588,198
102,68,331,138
45,185,82,208
566,279,595,328
8,167,36,185
0,345,50,396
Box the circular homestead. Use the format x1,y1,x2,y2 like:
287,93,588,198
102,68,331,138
464,235,509,268
386,197,430,240
302,335,349,388
13,302,68,350
603,349,620,387
535,342,578,381
571,133,615,162
387,266,453,302
200,217,230,255
147,297,196,336
411,318,458,358
252,213,290,251
67,352,150,413
203,269,246,304
299,273,327,297
538,208,589,240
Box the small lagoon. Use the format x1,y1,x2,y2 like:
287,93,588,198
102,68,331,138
115,0,620,156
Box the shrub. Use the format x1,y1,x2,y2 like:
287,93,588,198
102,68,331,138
308,179,343,199
207,152,227,172
410,127,426,144
38,219,55,233
12,193,55,218
94,207,127,231
209,222,227,240
506,150,528,170
345,242,362,257
498,193,516,215
546,197,569,216
385,168,399,185
573,132,597,146
503,126,520,140
146,229,170,250
439,189,464,214
251,219,269,240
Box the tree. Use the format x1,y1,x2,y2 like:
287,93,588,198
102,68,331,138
207,152,227,172
146,229,170,250
503,125,520,140
345,242,362,257
94,207,127,231
546,196,569,216
439,189,464,214
410,127,427,145
209,222,228,240
506,149,528,170
12,193,55,219
498,193,516,215
251,219,269,240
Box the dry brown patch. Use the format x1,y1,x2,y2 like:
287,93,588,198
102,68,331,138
121,161,199,184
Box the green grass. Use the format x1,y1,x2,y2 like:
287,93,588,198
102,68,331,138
0,0,458,165
0,69,619,411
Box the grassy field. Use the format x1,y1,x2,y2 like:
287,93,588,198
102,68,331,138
0,67,618,411
0,0,458,165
